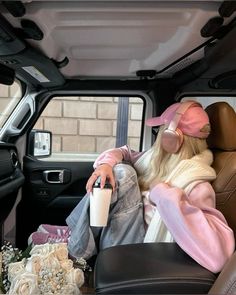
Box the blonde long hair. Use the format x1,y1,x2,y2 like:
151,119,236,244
138,125,208,191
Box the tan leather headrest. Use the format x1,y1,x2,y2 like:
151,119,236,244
205,102,236,150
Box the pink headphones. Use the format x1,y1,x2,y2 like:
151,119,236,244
161,101,200,154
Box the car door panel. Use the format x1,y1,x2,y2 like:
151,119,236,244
0,143,24,245
16,155,94,248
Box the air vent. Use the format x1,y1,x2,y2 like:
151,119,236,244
158,57,197,78
1,59,19,65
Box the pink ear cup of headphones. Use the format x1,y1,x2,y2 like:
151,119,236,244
161,128,184,153
161,101,198,154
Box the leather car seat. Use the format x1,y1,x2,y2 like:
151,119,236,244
205,101,236,294
208,251,236,294
94,101,236,294
205,101,236,238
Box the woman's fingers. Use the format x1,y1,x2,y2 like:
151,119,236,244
86,164,115,193
100,173,107,189
86,173,99,193
107,174,116,192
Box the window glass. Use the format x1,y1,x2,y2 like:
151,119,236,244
33,96,144,155
0,81,22,128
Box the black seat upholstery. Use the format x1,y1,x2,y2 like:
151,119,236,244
94,243,216,294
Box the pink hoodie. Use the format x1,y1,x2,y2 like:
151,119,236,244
94,145,235,273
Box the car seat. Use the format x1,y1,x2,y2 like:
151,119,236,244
206,101,236,294
94,101,236,294
206,101,236,238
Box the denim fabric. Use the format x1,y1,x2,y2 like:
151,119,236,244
66,164,145,259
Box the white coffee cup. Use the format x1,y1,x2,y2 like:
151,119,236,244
90,179,112,227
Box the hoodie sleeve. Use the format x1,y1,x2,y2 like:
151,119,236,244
93,145,144,168
149,182,235,273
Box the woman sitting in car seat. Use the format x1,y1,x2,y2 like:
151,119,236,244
29,100,235,273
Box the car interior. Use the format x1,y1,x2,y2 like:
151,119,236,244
0,0,236,294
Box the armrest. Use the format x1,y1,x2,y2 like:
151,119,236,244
208,251,236,294
94,243,217,294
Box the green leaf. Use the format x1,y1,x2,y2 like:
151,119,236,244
20,244,32,260
0,273,6,294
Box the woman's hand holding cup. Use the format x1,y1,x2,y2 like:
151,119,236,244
86,163,115,193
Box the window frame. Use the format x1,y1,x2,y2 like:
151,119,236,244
29,91,153,161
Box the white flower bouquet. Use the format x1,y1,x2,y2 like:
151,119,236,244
0,241,84,294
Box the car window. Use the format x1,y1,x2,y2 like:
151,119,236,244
33,96,144,157
0,81,22,128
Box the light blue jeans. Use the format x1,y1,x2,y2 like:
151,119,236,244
66,164,145,259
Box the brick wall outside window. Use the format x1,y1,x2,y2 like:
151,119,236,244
33,96,144,153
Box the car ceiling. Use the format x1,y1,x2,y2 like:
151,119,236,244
0,0,233,80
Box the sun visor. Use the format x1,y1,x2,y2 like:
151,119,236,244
0,47,66,88
0,13,65,88
0,13,25,55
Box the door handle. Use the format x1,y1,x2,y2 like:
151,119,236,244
43,170,65,184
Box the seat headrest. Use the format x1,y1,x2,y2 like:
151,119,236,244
205,102,236,151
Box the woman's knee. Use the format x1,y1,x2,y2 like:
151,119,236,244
111,164,141,206
113,163,138,184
